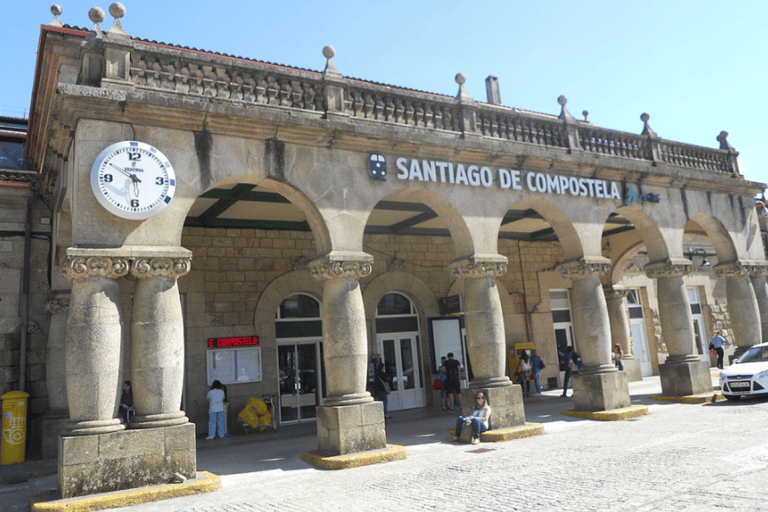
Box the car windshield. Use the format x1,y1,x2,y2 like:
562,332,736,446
735,346,768,364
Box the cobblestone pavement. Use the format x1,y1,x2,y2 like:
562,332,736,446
8,376,768,512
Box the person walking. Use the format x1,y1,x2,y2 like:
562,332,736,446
437,356,449,411
613,344,624,371
373,362,393,419
561,346,574,397
710,330,727,369
530,350,545,394
443,352,462,412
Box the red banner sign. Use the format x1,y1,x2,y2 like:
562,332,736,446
208,336,259,348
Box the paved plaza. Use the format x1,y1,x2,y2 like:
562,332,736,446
4,375,768,512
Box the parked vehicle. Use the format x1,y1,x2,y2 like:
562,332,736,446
719,343,768,401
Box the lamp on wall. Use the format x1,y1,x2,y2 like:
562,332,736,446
690,248,710,268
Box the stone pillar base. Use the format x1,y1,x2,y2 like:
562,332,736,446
659,359,711,396
37,412,71,460
572,371,630,412
461,383,524,430
58,422,196,498
316,401,386,456
622,357,642,383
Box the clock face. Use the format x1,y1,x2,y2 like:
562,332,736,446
90,141,176,220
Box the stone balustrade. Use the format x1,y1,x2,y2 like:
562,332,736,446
80,15,740,177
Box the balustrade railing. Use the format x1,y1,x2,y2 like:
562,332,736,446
123,43,738,177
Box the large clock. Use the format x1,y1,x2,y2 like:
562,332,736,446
90,141,176,220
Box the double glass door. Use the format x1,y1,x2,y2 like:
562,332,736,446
379,333,424,410
277,341,323,424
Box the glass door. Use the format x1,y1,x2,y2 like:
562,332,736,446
379,333,424,410
277,341,322,424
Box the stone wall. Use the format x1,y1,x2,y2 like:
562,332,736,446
178,226,567,431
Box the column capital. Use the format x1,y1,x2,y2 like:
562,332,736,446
644,258,692,279
450,254,508,279
45,293,70,315
63,254,129,281
557,257,610,280
130,257,192,279
62,246,193,281
603,287,628,300
309,251,373,280
738,260,768,277
713,262,750,279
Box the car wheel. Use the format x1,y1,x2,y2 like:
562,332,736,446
724,394,741,401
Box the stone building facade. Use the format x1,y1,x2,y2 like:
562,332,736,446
3,4,767,498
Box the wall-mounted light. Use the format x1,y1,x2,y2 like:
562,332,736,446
689,248,710,268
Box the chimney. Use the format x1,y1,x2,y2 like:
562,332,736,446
485,75,501,105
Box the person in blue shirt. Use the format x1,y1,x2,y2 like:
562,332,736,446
710,331,727,369
530,350,545,394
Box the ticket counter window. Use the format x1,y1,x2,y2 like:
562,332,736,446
275,293,324,424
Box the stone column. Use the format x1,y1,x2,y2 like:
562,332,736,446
309,253,385,455
749,265,768,347
59,248,196,498
450,255,524,430
40,292,72,459
604,288,641,382
129,251,191,428
715,262,763,360
645,260,710,396
62,252,128,435
558,259,630,411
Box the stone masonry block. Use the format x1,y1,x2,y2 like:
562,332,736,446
572,371,631,412
59,435,99,466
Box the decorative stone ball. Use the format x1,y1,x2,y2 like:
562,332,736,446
641,113,650,122
322,46,335,59
455,73,466,85
89,6,105,24
557,95,568,106
51,5,62,16
109,2,126,19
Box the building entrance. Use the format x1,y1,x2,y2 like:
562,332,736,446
277,341,323,424
375,293,425,410
275,293,325,425
378,333,425,410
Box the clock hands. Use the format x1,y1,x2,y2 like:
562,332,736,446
109,163,142,197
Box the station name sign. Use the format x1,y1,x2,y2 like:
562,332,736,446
369,154,628,200
208,336,259,348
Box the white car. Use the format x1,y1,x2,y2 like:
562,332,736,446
719,342,768,401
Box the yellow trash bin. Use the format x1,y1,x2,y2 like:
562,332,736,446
1,391,29,465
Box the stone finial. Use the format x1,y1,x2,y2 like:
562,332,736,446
717,130,736,151
455,72,473,102
88,6,105,34
107,2,128,36
50,5,63,26
582,110,590,122
322,45,343,79
557,95,576,122
640,113,657,137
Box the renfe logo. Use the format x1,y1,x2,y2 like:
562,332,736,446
369,154,387,181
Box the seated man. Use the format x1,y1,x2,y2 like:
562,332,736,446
451,392,491,445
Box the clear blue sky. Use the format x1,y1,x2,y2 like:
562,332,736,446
3,1,766,188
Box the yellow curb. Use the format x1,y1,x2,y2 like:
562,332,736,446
30,471,221,512
300,444,407,470
481,423,545,442
650,392,725,404
561,404,649,421
447,422,545,443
